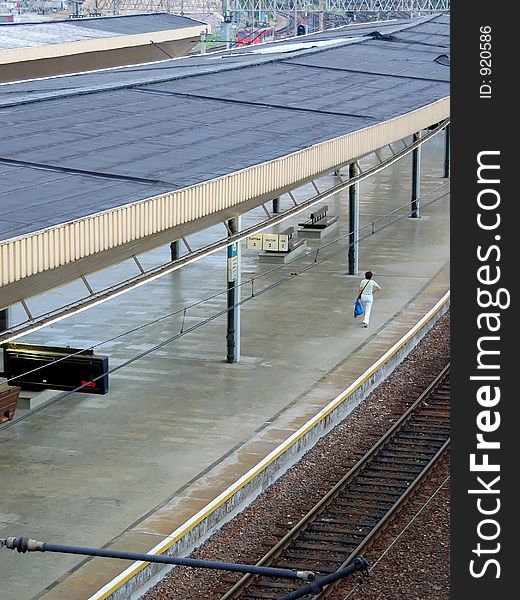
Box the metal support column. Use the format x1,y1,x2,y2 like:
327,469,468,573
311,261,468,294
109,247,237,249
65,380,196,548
272,197,280,214
0,308,7,373
411,131,421,218
348,162,360,275
226,217,241,363
170,240,180,261
0,308,8,334
444,123,451,178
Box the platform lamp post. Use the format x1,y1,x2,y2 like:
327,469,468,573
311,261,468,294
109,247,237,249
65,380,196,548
294,0,298,37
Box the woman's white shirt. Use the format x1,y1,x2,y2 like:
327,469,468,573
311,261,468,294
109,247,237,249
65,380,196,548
359,279,381,295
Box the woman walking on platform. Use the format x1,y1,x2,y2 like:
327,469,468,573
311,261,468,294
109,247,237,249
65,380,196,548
358,271,381,328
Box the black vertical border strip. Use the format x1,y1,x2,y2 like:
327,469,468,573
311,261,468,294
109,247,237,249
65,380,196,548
452,2,514,598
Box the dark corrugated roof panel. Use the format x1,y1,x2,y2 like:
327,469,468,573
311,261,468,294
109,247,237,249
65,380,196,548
0,14,450,241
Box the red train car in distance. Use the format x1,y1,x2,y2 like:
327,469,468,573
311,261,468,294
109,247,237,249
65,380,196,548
236,27,275,46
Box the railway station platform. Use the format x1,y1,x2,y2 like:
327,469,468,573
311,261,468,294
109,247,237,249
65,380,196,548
0,133,449,599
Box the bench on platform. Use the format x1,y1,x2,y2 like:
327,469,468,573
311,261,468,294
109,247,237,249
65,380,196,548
298,205,339,240
298,205,338,229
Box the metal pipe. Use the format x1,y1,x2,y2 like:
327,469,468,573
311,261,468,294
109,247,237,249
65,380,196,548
277,556,368,599
0,537,315,581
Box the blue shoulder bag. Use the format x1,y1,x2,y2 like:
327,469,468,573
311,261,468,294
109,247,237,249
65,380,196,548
353,281,369,318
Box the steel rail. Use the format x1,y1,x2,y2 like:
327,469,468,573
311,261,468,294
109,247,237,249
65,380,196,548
218,363,450,599
313,438,450,599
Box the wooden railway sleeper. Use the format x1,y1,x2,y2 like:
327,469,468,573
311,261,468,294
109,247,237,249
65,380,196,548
363,465,422,478
274,559,338,572
311,515,381,527
356,469,418,480
353,476,410,488
300,528,369,540
347,485,404,498
403,424,450,433
352,480,411,492
337,492,397,505
333,496,394,509
376,453,432,464
397,432,449,442
386,438,445,448
289,539,364,552
409,419,450,428
281,550,350,564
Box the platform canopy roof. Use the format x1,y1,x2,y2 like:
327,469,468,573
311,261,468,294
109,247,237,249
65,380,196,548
0,12,206,49
0,13,449,308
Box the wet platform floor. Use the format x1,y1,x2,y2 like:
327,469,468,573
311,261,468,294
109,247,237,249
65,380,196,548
0,134,449,599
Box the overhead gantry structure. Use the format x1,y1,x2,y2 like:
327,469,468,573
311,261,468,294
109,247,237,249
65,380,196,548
76,0,450,16
0,14,450,359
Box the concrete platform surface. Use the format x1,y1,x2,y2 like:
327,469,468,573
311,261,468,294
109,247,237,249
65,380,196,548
0,134,450,599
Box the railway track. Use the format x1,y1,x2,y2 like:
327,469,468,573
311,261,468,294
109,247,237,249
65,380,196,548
216,364,450,599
